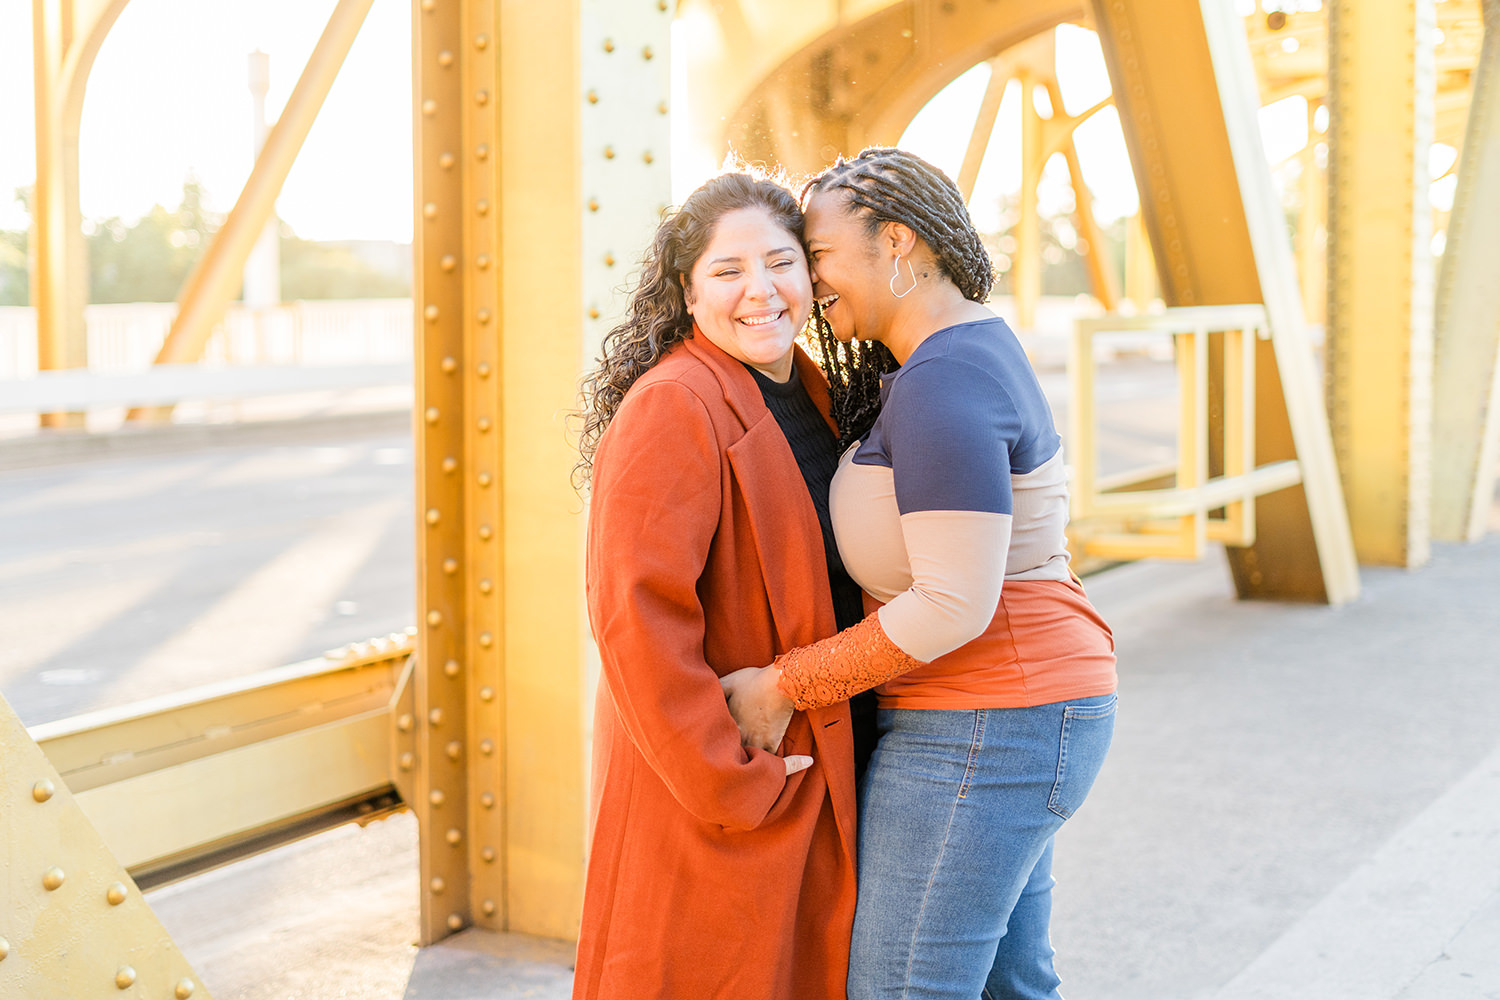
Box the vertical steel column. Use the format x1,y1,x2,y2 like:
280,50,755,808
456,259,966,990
412,0,670,944
1087,0,1358,602
412,0,472,946
1326,0,1437,566
1431,0,1500,542
30,0,129,427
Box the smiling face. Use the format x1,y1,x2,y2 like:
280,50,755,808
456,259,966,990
684,206,812,381
802,188,892,345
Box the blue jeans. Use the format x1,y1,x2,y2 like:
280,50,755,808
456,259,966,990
848,695,1118,1000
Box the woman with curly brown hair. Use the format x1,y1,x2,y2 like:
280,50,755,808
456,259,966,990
571,171,868,1000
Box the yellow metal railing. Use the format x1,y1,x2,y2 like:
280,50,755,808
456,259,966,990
1068,305,1304,561
28,632,416,889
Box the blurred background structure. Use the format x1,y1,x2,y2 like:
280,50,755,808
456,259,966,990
2,1,1497,997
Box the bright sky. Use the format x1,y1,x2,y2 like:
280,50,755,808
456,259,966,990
0,4,1367,244
0,0,412,240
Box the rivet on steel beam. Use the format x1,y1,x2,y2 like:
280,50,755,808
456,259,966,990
446,827,462,845
427,609,442,627
438,50,454,67
398,713,414,732
442,456,458,474
440,255,457,273
439,152,455,170
476,90,489,106
442,557,459,575
431,876,446,893
643,151,655,164
604,254,616,267
106,882,128,906
420,0,435,10
480,738,495,756
658,101,669,115
115,966,136,989
446,740,462,760
430,707,444,726
426,508,441,526
399,752,414,771
588,198,600,212
425,406,440,424
477,362,492,378
604,146,616,160
448,914,465,931
476,143,490,161
477,416,493,433
474,34,489,50
430,788,446,807
477,471,492,487
603,38,615,52
476,199,490,216
587,90,599,104
0,936,9,960
477,308,492,325
444,658,461,677
425,304,440,323
478,524,494,541
32,779,54,802
481,845,496,863
589,308,601,320
424,203,438,220
480,685,495,701
478,578,493,595
479,631,494,649
441,356,457,374
175,980,196,999
658,0,669,10
42,867,65,891
482,899,497,917
476,254,490,270
480,791,495,809
642,46,654,60
422,99,438,117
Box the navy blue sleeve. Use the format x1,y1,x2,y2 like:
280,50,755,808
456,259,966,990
883,357,1020,516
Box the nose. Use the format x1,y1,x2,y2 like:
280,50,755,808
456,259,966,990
745,263,776,300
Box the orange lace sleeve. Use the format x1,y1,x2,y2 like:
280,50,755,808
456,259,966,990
773,612,928,711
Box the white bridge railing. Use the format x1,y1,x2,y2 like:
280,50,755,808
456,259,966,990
0,299,414,415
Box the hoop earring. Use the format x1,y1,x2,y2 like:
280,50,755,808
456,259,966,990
890,254,917,299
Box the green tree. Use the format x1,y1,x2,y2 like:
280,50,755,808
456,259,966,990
0,187,30,306
87,178,218,303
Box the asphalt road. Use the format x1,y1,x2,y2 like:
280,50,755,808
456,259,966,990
0,359,1178,727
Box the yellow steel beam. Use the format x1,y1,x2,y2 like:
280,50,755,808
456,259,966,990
30,0,130,427
1325,0,1436,566
1,691,215,999
1432,0,1500,542
956,57,1008,201
31,639,412,886
1086,0,1358,602
411,0,670,945
131,0,374,423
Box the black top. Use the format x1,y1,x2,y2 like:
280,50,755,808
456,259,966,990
746,363,866,632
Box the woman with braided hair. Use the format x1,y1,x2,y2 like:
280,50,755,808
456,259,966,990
721,148,1118,1000
572,170,869,999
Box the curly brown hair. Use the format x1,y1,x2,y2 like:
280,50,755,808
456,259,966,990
574,172,805,488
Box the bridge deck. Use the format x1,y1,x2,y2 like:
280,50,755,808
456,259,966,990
141,520,1500,1000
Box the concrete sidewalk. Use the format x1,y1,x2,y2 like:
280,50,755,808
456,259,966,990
146,529,1500,999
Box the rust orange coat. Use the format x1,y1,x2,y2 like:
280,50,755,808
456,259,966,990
574,333,858,999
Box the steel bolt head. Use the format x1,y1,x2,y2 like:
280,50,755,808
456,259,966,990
42,867,65,891
106,882,128,906
32,779,54,803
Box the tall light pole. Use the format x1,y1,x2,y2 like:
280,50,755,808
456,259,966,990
244,50,281,313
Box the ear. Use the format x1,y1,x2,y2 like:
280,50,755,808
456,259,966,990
883,221,919,258
679,272,695,312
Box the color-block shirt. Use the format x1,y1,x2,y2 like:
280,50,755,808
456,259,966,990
830,318,1116,709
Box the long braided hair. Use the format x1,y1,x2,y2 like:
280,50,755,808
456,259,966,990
574,172,805,489
802,147,998,445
